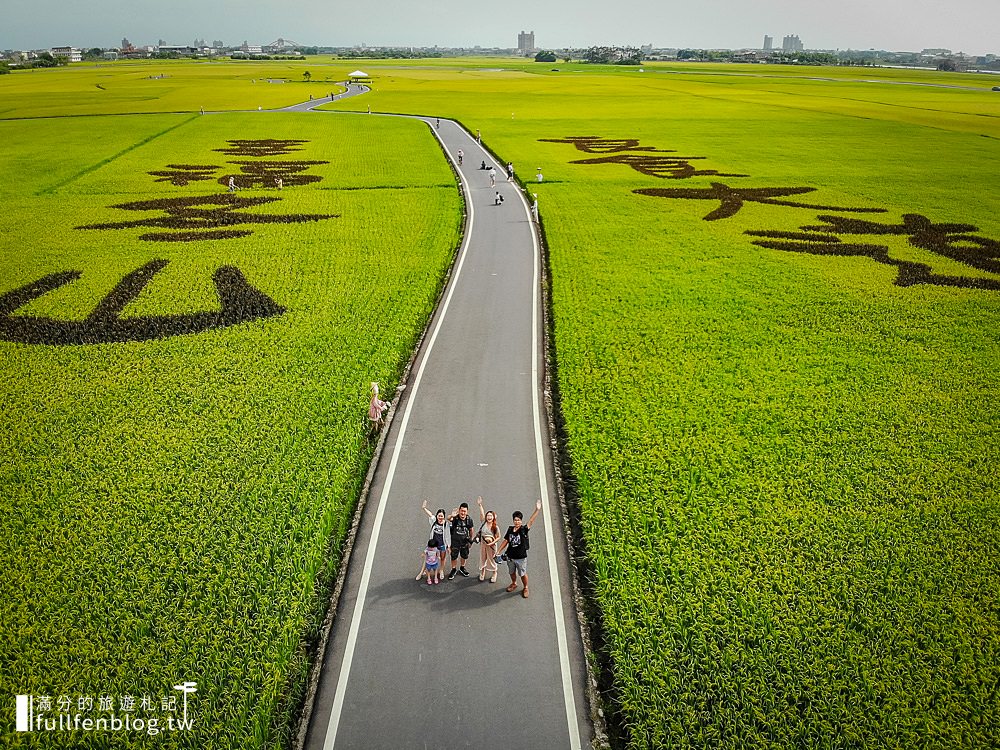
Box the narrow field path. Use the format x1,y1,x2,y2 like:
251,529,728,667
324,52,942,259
288,96,594,750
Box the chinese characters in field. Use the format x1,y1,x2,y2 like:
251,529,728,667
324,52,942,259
542,134,999,292
2,139,332,345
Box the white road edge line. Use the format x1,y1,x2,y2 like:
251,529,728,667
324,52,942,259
321,119,476,750
516,160,584,750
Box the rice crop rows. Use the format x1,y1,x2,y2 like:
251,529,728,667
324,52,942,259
0,109,461,747
4,57,1000,750
329,61,1000,748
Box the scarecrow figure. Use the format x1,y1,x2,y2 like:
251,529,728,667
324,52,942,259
368,382,391,436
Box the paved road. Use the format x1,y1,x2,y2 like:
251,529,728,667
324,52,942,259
293,99,593,749
279,83,371,112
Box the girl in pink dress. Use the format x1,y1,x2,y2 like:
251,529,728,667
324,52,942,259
422,540,440,585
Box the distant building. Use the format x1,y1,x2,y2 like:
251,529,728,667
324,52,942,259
763,35,773,51
240,41,263,55
782,35,803,52
517,30,535,55
157,45,198,56
50,46,81,62
213,40,225,49
922,48,951,55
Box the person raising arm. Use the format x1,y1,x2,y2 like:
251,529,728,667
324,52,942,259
495,500,542,599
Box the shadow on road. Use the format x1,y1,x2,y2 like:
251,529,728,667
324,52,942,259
365,575,511,612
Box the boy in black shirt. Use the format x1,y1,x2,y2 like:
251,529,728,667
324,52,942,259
446,502,476,580
495,500,542,598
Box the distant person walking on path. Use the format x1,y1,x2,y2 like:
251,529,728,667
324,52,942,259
496,501,542,598
446,502,476,580
506,163,514,182
368,382,390,436
475,497,500,582
457,149,464,166
476,129,481,143
489,167,497,187
420,501,449,583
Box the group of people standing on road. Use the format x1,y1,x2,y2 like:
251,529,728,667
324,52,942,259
420,497,541,598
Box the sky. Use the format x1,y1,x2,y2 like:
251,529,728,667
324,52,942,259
3,0,999,56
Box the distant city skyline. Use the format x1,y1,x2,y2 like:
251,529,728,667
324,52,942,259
3,0,998,56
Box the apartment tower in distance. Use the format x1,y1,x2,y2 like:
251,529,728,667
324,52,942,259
763,35,773,51
518,30,535,54
782,34,803,52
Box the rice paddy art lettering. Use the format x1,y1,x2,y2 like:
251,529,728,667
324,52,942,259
572,153,748,180
541,135,747,179
149,164,222,186
805,215,1000,275
0,260,285,345
149,159,330,191
635,184,886,221
540,136,671,154
77,194,339,243
213,139,310,157
546,134,999,291
219,160,328,189
32,138,339,344
134,138,334,240
747,215,1000,290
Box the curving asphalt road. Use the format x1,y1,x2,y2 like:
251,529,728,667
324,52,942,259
284,90,594,749
278,82,372,112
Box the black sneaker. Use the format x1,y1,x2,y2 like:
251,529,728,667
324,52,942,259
447,569,457,580
459,566,470,577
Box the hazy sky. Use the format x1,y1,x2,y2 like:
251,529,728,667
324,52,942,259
3,0,998,55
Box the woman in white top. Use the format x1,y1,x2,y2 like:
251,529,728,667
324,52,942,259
419,500,449,583
476,496,500,582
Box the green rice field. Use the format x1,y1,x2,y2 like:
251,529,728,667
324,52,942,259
0,101,461,747
3,58,999,749
323,60,1000,748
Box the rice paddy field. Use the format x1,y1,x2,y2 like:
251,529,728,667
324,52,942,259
3,58,1000,749
0,96,461,747
0,59,349,118
321,60,1000,748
